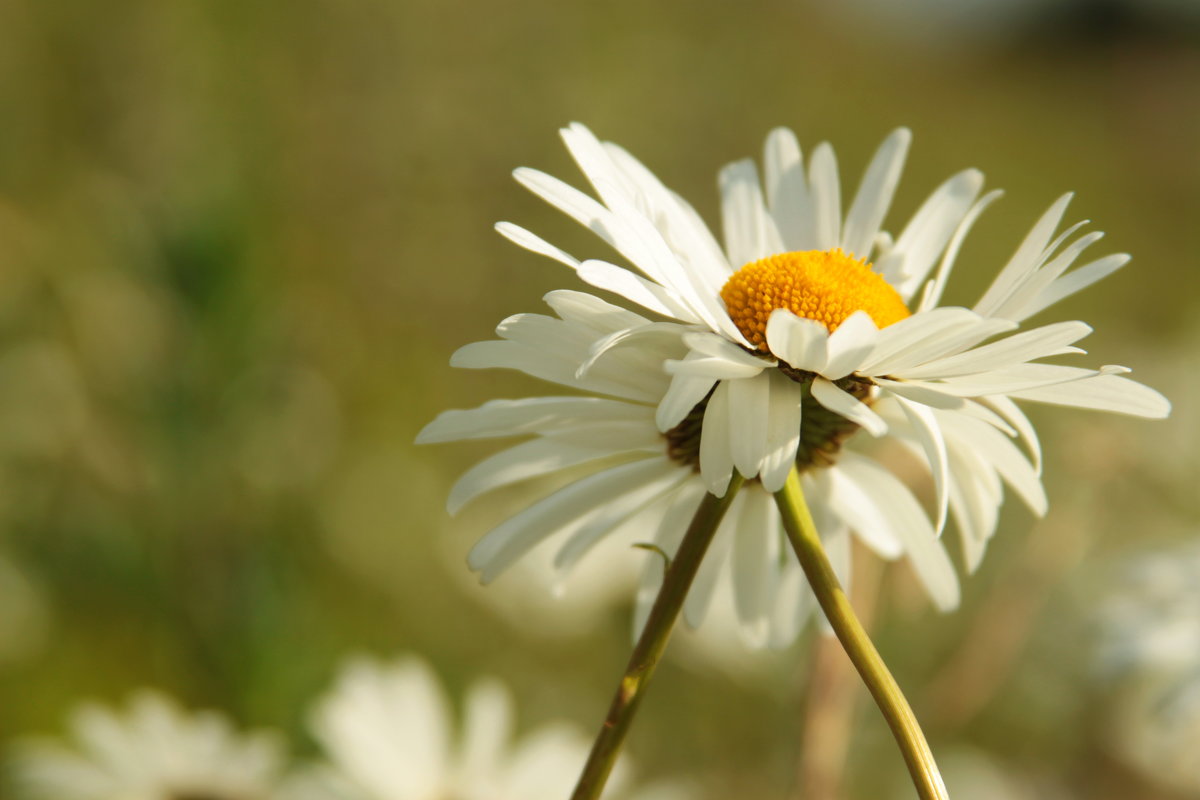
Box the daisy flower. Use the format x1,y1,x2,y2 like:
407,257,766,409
278,655,683,800
419,125,1168,646
11,690,285,800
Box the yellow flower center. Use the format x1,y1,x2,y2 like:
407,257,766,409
719,249,911,351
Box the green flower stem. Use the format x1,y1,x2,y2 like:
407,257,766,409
570,474,747,800
774,468,948,800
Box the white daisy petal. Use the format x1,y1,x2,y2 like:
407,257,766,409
731,489,778,647
811,377,888,437
727,372,771,479
886,169,984,299
989,230,1104,321
683,493,739,628
818,465,903,558
494,312,596,358
451,339,656,402
858,307,1011,375
633,482,707,638
801,486,851,643
576,259,698,322
916,188,1004,313
656,358,718,432
553,464,690,573
543,289,654,334
487,309,676,400
841,127,911,259
818,522,852,636
759,371,804,493
512,166,620,246
559,124,644,229
933,363,1123,397
665,355,765,380
808,142,842,251
952,398,1018,436
597,177,748,341
602,141,733,293
326,658,452,797
824,523,855,599
720,158,784,266
974,193,1073,318
577,322,686,379
515,163,705,320
893,395,950,536
1040,218,1091,262
868,315,1018,376
699,381,734,495
769,559,816,648
821,310,879,379
668,186,738,279
447,425,661,514
682,331,770,367
467,458,670,583
895,320,1093,380
943,444,1002,573
1007,373,1171,418
839,454,960,611
417,397,648,443
949,416,1046,516
458,679,514,782
1015,253,1130,321
632,556,662,643
765,309,829,372
764,127,816,250
496,222,581,269
873,379,966,409
980,394,1042,474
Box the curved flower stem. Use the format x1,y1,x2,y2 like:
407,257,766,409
570,474,747,800
773,468,948,800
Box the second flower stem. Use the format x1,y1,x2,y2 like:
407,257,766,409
774,468,948,800
570,474,746,800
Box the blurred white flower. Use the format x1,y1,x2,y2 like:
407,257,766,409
1094,542,1200,680
11,690,285,800
1107,671,1200,795
280,655,685,800
1093,542,1200,794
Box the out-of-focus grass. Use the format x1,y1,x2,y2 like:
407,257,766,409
0,0,1196,796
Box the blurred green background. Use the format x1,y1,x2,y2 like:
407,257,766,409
0,0,1197,797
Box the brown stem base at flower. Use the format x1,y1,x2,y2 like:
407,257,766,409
569,474,747,800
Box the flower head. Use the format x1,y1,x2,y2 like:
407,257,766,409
420,290,958,646
420,125,1169,646
11,691,285,800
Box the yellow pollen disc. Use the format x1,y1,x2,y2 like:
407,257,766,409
720,249,911,351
